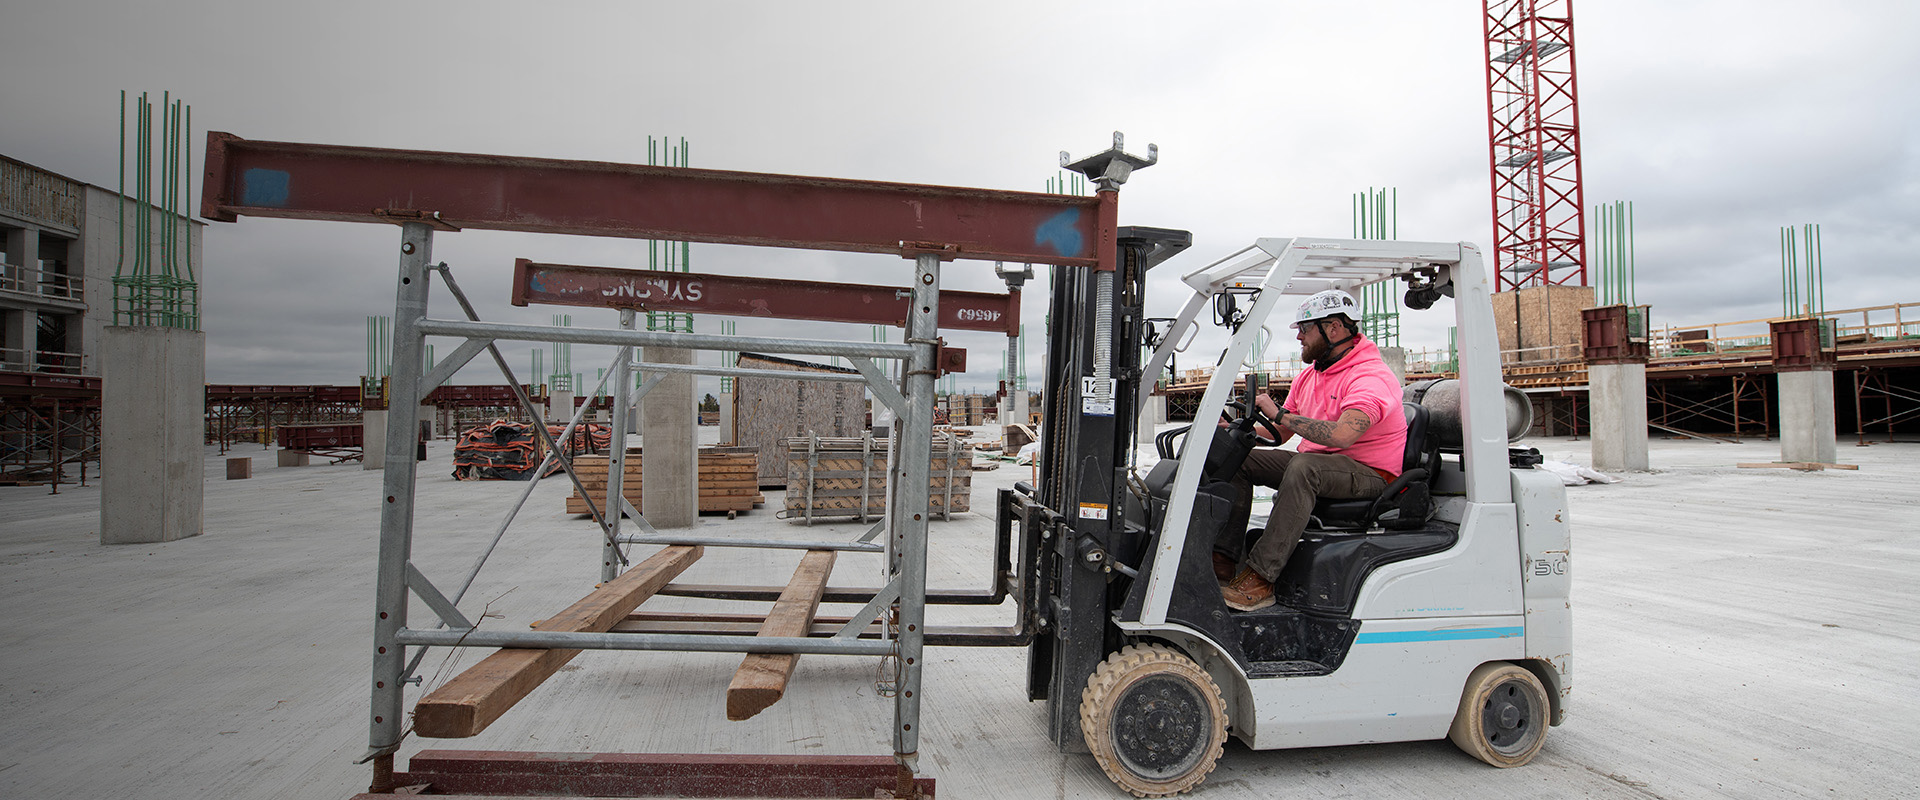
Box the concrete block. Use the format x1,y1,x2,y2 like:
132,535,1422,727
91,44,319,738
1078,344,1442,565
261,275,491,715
101,326,205,544
1135,393,1169,445
1590,362,1649,472
548,390,575,424
1380,346,1407,383
362,410,387,470
1778,369,1837,464
277,449,311,467
641,346,698,528
226,457,252,480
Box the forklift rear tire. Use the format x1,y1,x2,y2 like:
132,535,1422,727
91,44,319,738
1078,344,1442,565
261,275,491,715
1080,643,1228,797
1448,662,1549,768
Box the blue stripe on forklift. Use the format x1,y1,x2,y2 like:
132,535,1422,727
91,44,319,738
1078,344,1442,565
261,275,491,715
1354,626,1525,644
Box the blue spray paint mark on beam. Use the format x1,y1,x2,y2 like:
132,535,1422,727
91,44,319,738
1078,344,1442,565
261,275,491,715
1034,209,1084,256
241,168,290,207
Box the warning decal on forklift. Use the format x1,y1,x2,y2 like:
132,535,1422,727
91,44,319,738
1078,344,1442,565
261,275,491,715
1078,503,1109,520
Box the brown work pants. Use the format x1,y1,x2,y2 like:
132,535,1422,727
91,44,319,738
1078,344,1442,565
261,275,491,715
1215,449,1387,582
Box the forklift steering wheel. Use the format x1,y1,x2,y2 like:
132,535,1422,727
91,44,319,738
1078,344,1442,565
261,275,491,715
1222,401,1281,448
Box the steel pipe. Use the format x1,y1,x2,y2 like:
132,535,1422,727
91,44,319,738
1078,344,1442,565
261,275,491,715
416,318,912,359
616,534,883,553
629,361,870,383
394,628,895,656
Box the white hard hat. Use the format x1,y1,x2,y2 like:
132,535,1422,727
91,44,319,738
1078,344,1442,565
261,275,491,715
1291,289,1360,329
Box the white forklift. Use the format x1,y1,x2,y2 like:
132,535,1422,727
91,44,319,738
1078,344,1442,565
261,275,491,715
1006,234,1571,796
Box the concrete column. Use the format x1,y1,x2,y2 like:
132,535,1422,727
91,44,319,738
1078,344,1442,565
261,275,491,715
362,410,388,470
718,391,734,445
1011,390,1031,428
547,389,574,424
1135,394,1168,445
1,307,34,370
423,405,440,439
1589,362,1649,472
100,326,204,544
1380,346,1407,383
641,346,698,528
1778,369,1837,464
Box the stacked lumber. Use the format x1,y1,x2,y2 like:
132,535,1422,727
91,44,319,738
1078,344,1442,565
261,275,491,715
782,434,970,521
413,545,702,738
939,394,994,426
564,447,764,515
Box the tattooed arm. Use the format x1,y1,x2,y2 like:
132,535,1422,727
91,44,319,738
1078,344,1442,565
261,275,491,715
1278,408,1373,449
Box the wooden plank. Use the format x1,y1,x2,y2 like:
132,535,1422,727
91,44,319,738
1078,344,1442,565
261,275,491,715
725,549,837,721
1737,462,1859,471
412,545,702,738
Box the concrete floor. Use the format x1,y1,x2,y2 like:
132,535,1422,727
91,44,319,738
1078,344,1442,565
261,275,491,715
1,428,1916,799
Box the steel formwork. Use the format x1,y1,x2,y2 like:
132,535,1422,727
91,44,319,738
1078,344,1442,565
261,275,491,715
1483,0,1588,290
0,373,102,489
201,132,1130,794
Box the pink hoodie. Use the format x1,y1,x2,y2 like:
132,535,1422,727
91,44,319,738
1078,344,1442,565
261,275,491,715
1284,334,1408,477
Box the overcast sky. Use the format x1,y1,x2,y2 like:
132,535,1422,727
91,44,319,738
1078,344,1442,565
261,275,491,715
4,0,1916,393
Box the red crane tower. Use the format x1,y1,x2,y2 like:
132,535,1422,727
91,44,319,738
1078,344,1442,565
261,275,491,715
1483,0,1587,291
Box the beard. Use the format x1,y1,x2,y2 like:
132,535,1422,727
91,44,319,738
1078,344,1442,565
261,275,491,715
1302,335,1330,364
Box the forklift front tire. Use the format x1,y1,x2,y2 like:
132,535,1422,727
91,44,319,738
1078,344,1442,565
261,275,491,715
1449,661,1550,768
1080,643,1228,797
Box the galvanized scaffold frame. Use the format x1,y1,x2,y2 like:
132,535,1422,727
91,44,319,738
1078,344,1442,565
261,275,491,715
377,231,938,761
199,132,1128,793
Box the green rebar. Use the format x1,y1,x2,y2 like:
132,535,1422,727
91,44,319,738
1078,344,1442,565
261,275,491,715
1627,201,1635,306
115,91,125,325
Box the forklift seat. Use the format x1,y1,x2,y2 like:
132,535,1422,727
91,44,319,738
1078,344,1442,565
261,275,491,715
1308,402,1438,532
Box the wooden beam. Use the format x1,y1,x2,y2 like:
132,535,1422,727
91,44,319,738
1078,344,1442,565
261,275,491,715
412,545,702,738
1737,462,1860,471
726,549,837,721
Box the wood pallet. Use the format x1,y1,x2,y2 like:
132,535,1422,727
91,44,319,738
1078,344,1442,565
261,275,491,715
565,447,764,515
782,434,971,521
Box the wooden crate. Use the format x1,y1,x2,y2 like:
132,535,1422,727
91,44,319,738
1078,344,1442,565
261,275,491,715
565,447,764,515
1491,285,1594,366
733,353,866,487
782,434,971,522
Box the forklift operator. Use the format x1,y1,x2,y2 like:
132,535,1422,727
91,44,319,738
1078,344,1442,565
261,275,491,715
1214,289,1409,611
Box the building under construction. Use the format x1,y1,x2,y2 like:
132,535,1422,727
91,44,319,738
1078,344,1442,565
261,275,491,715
2,5,1918,795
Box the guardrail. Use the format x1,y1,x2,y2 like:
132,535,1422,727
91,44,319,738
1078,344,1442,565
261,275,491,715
1153,301,1920,391
0,347,85,375
0,262,83,301
1654,301,1920,357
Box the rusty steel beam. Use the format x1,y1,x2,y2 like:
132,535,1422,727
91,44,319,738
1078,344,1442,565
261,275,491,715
202,132,1113,268
512,259,1020,336
381,750,936,798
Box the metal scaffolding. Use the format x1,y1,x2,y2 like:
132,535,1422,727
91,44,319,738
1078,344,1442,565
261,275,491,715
199,131,1123,792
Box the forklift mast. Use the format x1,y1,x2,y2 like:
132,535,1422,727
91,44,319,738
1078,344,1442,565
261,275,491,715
1026,227,1191,751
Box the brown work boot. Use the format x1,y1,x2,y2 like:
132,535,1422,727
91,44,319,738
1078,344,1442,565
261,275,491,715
1222,567,1276,611
1212,552,1238,582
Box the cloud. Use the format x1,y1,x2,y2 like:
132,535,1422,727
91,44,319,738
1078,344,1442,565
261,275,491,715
3,0,1915,393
